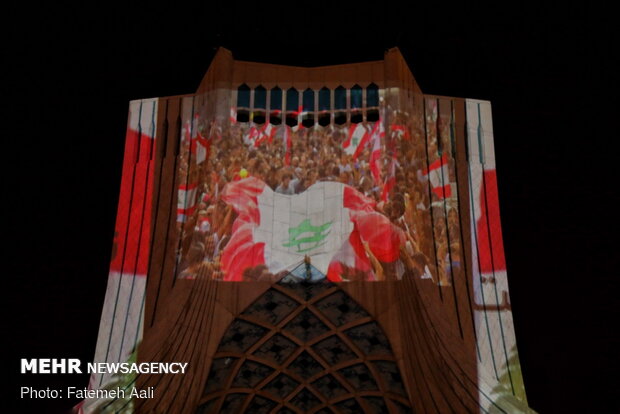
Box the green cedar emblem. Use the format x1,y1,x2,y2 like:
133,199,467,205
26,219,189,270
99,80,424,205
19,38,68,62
282,219,333,253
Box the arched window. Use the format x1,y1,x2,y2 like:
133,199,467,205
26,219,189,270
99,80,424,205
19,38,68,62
318,87,330,111
334,86,346,110
253,85,266,124
270,87,282,125
302,88,314,113
196,267,414,414
318,87,331,126
286,88,299,112
350,84,362,109
253,85,266,109
366,83,380,122
366,83,379,107
334,86,347,125
236,84,250,123
270,87,282,111
285,88,299,127
350,84,363,123
302,88,315,128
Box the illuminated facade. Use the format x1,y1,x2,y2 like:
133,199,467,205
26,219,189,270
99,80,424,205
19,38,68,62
83,48,535,413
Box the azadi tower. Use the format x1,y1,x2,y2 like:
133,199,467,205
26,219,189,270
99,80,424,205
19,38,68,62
78,48,536,414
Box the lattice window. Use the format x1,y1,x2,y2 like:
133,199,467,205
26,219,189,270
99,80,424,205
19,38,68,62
196,265,413,413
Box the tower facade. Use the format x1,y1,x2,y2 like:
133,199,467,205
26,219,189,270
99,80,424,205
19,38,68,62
83,48,535,413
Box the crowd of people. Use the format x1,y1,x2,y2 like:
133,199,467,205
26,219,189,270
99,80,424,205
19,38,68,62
176,101,465,285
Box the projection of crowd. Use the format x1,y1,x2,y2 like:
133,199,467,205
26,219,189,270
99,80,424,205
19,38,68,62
175,100,458,286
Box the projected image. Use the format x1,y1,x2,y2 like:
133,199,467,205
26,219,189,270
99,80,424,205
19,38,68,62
175,92,460,283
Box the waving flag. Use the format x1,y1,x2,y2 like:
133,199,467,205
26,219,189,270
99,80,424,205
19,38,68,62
391,124,410,140
184,116,210,164
243,125,261,146
423,152,452,199
343,123,369,156
326,227,372,282
219,179,403,281
177,183,199,223
351,210,404,262
191,131,209,164
253,123,277,147
221,176,265,226
220,222,266,281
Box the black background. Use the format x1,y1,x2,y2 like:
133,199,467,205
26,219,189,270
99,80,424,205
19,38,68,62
5,3,617,413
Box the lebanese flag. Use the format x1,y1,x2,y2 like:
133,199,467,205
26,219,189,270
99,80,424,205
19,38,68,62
184,115,209,164
254,123,277,147
326,227,372,282
244,125,261,146
221,176,265,227
391,124,410,140
343,185,376,212
219,179,402,281
327,210,405,282
423,152,452,199
220,222,266,281
350,210,404,262
343,123,369,156
353,120,382,161
191,130,209,164
177,182,199,223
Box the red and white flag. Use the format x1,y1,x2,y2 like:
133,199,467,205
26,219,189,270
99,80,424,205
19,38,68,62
391,124,410,140
220,176,264,226
177,183,198,223
184,116,210,164
191,130,209,164
343,123,369,157
219,178,403,281
423,153,452,199
253,123,276,147
243,125,260,146
220,221,266,282
326,226,372,282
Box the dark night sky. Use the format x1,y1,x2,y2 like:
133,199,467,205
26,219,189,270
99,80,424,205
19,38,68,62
5,3,617,413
